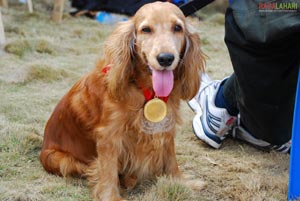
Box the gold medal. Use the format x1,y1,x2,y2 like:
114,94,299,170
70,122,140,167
144,98,167,123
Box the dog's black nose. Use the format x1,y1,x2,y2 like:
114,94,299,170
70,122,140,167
157,53,175,67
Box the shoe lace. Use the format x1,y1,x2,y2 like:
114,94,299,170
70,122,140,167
197,80,220,101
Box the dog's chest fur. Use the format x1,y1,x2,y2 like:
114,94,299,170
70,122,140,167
119,130,174,181
97,87,180,181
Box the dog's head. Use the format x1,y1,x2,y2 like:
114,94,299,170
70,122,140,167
104,2,205,101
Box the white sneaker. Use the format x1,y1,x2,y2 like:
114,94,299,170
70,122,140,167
188,73,211,113
190,74,237,149
189,74,291,153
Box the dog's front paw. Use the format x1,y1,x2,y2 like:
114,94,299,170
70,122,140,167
120,175,138,190
184,179,206,191
182,174,206,191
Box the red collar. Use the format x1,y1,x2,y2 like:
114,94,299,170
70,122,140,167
141,85,169,103
102,66,169,103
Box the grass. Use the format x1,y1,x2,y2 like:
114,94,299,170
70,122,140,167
0,1,290,201
25,64,71,83
4,39,31,57
155,178,192,201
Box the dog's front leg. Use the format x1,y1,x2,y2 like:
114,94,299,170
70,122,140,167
87,143,122,201
163,134,182,179
163,134,206,191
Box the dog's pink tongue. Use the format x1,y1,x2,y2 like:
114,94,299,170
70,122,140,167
152,69,174,97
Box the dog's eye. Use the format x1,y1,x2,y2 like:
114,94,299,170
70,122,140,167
174,24,183,32
141,27,152,33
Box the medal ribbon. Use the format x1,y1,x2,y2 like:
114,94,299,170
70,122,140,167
141,87,169,103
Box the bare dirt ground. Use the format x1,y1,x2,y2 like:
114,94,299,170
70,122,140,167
0,1,290,201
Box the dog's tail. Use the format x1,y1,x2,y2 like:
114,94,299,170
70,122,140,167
40,149,88,177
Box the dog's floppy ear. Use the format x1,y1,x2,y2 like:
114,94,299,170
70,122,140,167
178,24,205,100
104,20,135,101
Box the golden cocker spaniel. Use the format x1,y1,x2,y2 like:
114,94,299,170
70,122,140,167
40,2,205,200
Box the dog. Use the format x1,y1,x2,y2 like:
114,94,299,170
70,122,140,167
40,2,204,200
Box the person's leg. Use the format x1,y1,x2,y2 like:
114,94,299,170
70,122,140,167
215,74,239,116
224,0,300,146
190,0,300,152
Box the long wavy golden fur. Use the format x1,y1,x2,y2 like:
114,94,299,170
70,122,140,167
40,2,205,200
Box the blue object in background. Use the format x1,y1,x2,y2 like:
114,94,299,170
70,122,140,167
288,68,300,200
173,0,188,5
96,12,128,24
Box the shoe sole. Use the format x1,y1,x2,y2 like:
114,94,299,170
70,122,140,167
192,114,221,149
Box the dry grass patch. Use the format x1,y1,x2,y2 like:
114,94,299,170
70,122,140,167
25,64,71,83
206,13,225,25
5,39,56,57
4,39,31,57
155,177,193,201
21,133,43,154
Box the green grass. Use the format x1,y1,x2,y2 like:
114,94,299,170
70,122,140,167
5,39,32,57
5,39,56,57
25,64,70,83
21,133,43,154
156,177,192,201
